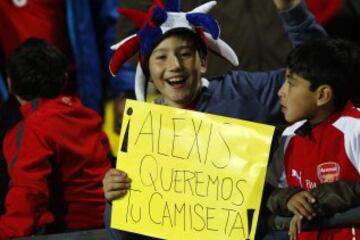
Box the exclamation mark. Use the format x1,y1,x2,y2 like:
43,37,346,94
121,107,133,152
246,209,255,240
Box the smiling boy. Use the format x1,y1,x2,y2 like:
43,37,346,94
148,31,207,109
103,0,327,239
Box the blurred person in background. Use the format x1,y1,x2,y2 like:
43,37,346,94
0,38,112,239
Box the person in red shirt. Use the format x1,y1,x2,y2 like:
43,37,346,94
1,38,111,239
267,38,360,240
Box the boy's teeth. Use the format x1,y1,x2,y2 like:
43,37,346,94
169,78,182,82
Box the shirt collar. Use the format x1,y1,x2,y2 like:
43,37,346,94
294,101,355,137
294,120,312,136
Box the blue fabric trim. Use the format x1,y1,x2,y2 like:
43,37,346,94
186,13,220,39
165,0,181,12
110,63,135,94
138,26,163,59
0,74,9,103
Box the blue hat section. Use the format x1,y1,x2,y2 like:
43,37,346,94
0,74,9,103
110,63,136,94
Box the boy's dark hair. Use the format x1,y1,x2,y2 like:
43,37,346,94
7,38,67,101
286,38,360,109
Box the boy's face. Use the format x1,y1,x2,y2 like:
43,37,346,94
278,70,319,124
148,34,207,108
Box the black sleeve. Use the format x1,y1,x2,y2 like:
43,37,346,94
266,187,303,216
266,124,287,188
267,206,360,231
310,180,360,217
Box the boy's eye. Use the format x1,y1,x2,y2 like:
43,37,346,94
155,55,166,60
287,80,295,87
179,50,192,58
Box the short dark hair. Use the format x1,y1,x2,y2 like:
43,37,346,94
7,38,67,100
286,38,360,109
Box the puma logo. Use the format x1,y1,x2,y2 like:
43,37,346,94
291,169,303,187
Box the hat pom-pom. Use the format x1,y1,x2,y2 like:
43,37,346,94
151,6,167,26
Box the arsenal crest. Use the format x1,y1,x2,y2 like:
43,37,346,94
317,162,340,183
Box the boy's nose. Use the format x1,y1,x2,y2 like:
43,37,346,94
168,55,182,70
278,83,285,97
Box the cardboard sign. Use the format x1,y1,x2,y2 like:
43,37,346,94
111,100,275,240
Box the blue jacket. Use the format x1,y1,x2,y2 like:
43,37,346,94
105,1,327,239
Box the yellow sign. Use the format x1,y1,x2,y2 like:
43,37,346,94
112,100,275,240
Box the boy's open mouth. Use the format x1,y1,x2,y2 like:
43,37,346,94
166,77,186,87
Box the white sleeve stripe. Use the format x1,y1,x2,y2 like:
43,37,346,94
333,117,360,173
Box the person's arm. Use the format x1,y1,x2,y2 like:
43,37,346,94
266,135,310,217
267,188,321,237
103,168,131,202
309,118,360,217
275,0,327,47
103,169,162,240
266,130,288,188
310,180,360,217
267,187,305,216
102,168,131,239
266,128,316,220
224,2,327,123
267,182,360,231
268,206,360,231
0,126,53,238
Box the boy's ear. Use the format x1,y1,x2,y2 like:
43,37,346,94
200,57,207,74
316,85,333,106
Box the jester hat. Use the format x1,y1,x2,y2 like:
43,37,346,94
109,0,239,101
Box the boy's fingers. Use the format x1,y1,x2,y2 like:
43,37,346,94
105,182,130,192
296,217,302,233
289,205,308,220
108,175,131,183
288,217,297,240
288,192,316,219
103,169,131,186
297,197,314,217
293,204,312,220
106,168,128,178
302,191,316,204
105,189,128,201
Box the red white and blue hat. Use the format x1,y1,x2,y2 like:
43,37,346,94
109,0,239,101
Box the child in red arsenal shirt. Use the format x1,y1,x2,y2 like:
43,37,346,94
267,38,360,240
1,38,111,238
